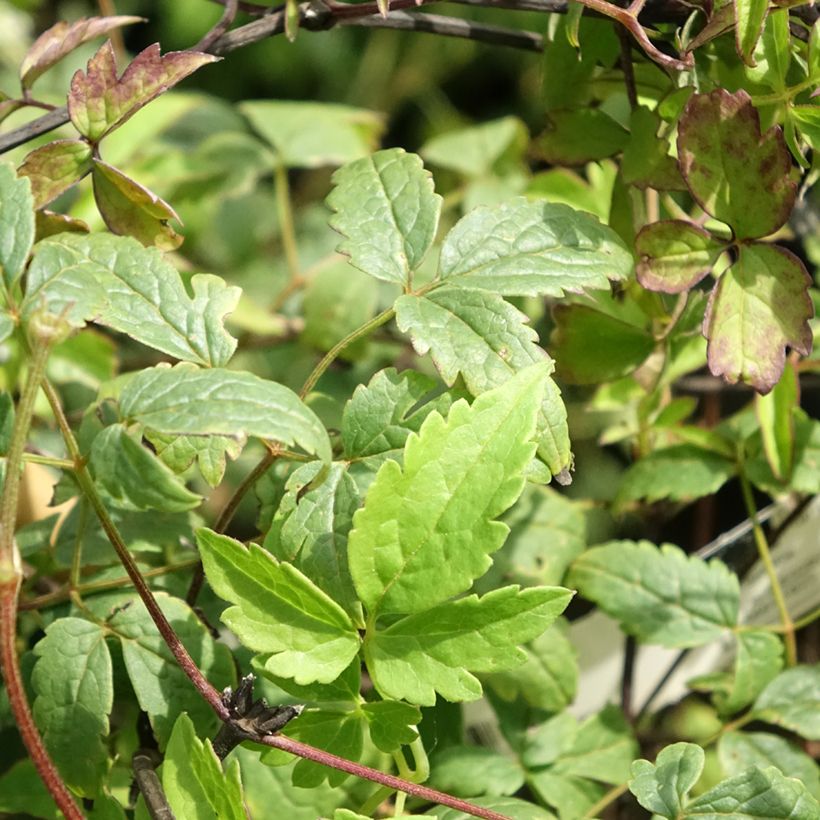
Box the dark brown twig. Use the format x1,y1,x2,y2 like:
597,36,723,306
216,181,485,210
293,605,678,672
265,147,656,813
196,0,240,50
133,752,176,820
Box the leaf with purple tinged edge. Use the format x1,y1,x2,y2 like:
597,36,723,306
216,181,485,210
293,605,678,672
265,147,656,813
19,15,144,90
18,140,93,209
92,160,182,250
677,89,797,240
35,211,89,240
734,0,769,66
636,220,723,294
704,243,812,394
68,41,219,142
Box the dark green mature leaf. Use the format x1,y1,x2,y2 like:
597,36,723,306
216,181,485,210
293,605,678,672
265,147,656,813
68,42,219,142
120,364,330,462
266,461,360,618
714,631,783,715
240,101,384,168
568,541,739,646
90,424,201,512
551,304,654,384
616,444,736,504
328,148,441,285
32,618,112,796
395,288,570,475
536,110,628,165
719,733,820,799
92,160,182,250
146,430,243,488
684,765,820,818
197,529,360,684
704,244,812,393
630,742,704,819
635,220,723,293
360,700,421,753
752,666,820,739
162,713,245,820
18,140,94,208
0,162,34,289
734,0,769,65
429,746,525,797
19,16,142,89
348,363,547,617
109,593,235,746
365,585,572,705
622,106,685,190
677,90,796,239
0,760,61,820
438,198,632,296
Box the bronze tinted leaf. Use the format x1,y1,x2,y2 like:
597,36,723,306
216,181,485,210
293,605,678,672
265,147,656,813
18,140,93,209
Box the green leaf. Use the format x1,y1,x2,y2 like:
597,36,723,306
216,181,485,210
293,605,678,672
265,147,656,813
18,140,94,209
684,765,820,818
536,110,628,165
622,107,685,191
0,392,14,456
348,363,547,616
421,117,527,177
162,713,245,820
109,593,235,746
120,364,330,462
240,101,384,168
32,618,112,796
22,233,241,365
395,288,570,476
197,529,360,684
19,16,143,89
0,759,61,820
68,42,219,141
752,665,820,740
265,461,360,618
755,362,797,481
365,585,571,705
568,540,739,646
145,430,243,488
677,90,796,239
327,148,441,285
715,631,783,715
92,160,182,251
360,700,421,753
438,198,632,297
90,424,202,512
734,0,768,65
635,220,723,293
550,304,654,384
485,621,577,712
526,773,605,820
719,733,820,799
0,162,34,290
704,243,812,393
748,9,790,90
629,742,705,819
747,410,820,494
429,796,556,820
429,746,525,797
616,444,737,504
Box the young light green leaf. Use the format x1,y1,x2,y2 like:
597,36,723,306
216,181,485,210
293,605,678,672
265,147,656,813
32,618,112,797
19,16,143,90
635,220,723,293
395,287,570,476
428,796,557,820
616,444,737,504
197,529,360,684
715,631,783,715
18,140,94,209
629,742,705,819
109,593,235,746
266,461,361,618
677,90,796,239
0,162,34,289
567,541,739,646
360,700,421,753
421,117,527,178
365,585,571,705
68,42,219,142
120,364,330,462
92,160,182,250
162,713,245,820
438,198,632,296
240,100,384,168
527,773,606,820
752,665,820,740
704,243,812,393
734,0,768,66
683,765,820,818
755,362,797,481
719,733,820,799
89,424,202,512
146,430,243,488
348,363,548,616
429,746,525,797
327,149,441,285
